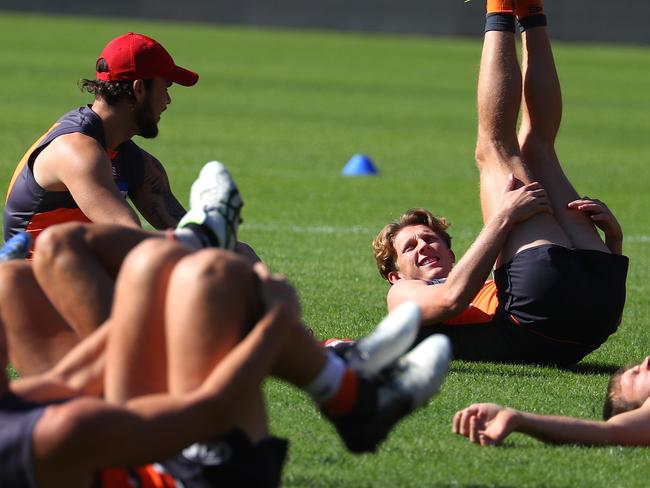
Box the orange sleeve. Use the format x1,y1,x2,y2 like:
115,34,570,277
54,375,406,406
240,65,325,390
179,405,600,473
443,280,499,325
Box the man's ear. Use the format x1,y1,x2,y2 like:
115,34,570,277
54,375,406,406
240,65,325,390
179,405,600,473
387,271,401,285
132,79,146,103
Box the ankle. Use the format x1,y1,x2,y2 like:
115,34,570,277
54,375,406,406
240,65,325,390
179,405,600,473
515,0,547,31
321,369,359,416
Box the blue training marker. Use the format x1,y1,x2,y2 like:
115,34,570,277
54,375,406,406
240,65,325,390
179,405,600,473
341,154,378,176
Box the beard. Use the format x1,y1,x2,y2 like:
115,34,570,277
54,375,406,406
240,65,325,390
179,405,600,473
134,96,159,139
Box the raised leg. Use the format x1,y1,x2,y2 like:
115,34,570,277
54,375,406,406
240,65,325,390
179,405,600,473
518,25,609,252
32,222,162,337
0,261,79,375
104,239,192,403
475,28,572,267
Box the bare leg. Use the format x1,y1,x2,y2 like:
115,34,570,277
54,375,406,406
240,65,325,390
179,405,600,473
164,248,328,441
0,261,79,375
475,30,571,266
518,26,609,252
164,249,327,393
33,222,164,337
104,239,192,403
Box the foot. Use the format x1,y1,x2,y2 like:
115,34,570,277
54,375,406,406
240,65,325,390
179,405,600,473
0,232,32,261
328,301,422,376
178,161,243,250
325,334,452,453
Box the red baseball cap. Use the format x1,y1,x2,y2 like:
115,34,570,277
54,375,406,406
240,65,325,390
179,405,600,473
96,32,199,86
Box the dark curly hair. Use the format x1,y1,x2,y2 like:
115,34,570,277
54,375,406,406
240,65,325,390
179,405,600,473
78,58,154,105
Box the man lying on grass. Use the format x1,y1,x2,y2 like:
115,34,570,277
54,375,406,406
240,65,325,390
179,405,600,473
370,0,627,365
453,357,650,446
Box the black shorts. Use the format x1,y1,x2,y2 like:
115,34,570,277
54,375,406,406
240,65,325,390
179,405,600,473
423,245,628,365
160,429,288,488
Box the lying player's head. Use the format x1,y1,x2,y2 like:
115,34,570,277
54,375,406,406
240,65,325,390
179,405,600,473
602,356,650,420
373,208,454,284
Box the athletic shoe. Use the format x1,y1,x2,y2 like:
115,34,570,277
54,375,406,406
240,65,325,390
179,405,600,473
177,161,242,250
329,302,422,376
321,338,355,356
386,334,452,408
0,232,32,261
324,334,452,453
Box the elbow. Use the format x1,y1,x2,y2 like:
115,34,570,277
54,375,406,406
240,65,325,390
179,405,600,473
421,294,464,324
441,297,465,318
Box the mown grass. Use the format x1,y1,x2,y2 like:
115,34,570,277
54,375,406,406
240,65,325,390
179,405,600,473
1,11,649,487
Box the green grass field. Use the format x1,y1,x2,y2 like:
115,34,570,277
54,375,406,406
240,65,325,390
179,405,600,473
1,11,650,487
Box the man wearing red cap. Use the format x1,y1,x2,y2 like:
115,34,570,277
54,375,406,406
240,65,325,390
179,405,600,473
4,32,199,245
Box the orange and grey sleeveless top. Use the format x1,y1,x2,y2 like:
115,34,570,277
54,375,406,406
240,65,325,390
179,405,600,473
4,106,146,245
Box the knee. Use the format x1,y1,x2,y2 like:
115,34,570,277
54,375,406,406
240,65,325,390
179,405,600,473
176,249,256,288
120,239,187,287
168,249,264,331
33,222,88,270
173,249,262,319
518,132,554,163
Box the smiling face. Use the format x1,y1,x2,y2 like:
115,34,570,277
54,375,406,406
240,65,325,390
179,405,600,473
618,356,650,407
388,224,455,283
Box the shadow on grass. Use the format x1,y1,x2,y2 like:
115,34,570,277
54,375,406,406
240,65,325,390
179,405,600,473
286,475,563,488
450,361,620,377
562,362,621,376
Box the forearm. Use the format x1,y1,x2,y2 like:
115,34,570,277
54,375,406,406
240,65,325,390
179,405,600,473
605,231,623,255
443,212,511,311
133,193,185,229
49,324,109,397
515,411,627,445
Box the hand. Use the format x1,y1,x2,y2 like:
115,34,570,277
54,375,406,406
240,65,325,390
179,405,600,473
453,402,519,446
567,197,622,254
498,174,552,226
253,262,301,320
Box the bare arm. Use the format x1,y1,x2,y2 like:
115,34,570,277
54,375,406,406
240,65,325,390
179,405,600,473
130,152,186,229
34,133,142,227
453,401,650,446
388,176,551,324
567,197,623,255
11,324,109,401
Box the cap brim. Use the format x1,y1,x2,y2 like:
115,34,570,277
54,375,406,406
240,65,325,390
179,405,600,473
169,65,199,86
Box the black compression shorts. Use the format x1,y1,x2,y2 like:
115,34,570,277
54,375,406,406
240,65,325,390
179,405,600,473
422,245,628,365
160,429,288,488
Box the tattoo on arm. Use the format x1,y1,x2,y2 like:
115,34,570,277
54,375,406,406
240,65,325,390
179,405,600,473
133,154,186,229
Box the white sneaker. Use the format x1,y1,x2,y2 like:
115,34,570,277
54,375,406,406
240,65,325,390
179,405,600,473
344,301,421,376
178,161,242,250
389,334,452,408
323,332,451,454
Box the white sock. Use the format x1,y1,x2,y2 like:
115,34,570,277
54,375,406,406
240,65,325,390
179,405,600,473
304,351,347,403
173,228,204,250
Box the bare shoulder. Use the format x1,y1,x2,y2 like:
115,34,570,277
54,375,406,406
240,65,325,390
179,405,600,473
387,279,429,311
42,132,108,171
34,133,107,189
45,131,104,158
